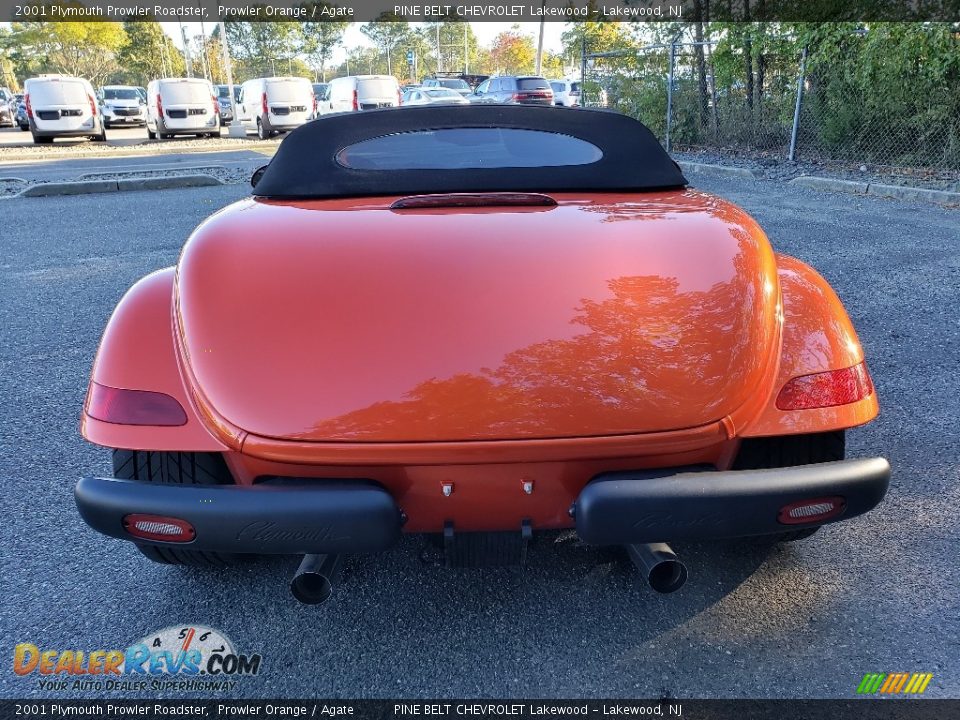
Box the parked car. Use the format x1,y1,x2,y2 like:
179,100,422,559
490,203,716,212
421,76,472,97
214,84,237,125
75,106,889,605
100,85,146,128
325,75,401,113
312,83,331,117
549,79,581,107
469,76,554,106
0,88,14,128
146,77,219,140
24,75,105,143
16,98,29,130
237,77,313,140
402,87,469,106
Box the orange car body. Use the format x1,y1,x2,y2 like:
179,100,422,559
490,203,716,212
75,108,888,592
81,190,877,534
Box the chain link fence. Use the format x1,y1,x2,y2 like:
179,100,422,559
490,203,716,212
584,39,960,177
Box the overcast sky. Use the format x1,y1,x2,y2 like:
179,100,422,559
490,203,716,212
160,21,567,67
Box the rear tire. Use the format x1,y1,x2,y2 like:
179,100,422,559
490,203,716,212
732,431,846,543
256,117,271,140
112,449,250,567
32,133,53,144
147,126,156,139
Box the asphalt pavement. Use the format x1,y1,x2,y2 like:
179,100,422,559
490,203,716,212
0,179,957,700
0,149,271,183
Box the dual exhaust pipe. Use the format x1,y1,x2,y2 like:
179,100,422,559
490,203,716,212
288,542,686,604
626,542,688,593
290,553,343,605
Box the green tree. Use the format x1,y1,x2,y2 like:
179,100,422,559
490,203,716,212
361,14,414,76
299,4,348,81
6,20,127,85
561,21,634,66
421,19,481,74
225,17,300,79
117,20,184,85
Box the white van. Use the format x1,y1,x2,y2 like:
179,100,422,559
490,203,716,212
24,75,105,144
325,76,401,114
237,77,314,140
146,78,219,140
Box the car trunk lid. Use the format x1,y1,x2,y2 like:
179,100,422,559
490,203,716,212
176,191,779,443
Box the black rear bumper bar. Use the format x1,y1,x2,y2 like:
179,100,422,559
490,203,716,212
574,458,890,545
74,477,402,555
75,458,889,554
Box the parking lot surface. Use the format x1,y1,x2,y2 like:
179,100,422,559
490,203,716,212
0,178,957,699
0,125,241,148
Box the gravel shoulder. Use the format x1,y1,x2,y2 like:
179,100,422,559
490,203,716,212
674,148,960,191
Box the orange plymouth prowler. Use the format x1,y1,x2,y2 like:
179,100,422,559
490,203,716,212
75,106,889,603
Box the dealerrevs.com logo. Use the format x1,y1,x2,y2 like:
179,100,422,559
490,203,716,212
13,625,262,693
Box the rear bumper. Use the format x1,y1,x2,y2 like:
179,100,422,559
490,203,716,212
75,458,889,554
574,458,890,544
75,477,402,554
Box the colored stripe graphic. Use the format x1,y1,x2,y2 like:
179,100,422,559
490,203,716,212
892,673,910,693
857,674,884,694
857,673,933,694
879,674,897,693
904,674,921,694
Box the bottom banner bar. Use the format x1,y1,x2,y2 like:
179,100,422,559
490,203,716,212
0,700,956,720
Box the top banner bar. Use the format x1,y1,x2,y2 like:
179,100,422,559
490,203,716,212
2,0,959,22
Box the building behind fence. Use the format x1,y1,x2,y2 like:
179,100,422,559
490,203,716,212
585,34,960,174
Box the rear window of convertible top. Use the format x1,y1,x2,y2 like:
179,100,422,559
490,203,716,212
335,128,603,170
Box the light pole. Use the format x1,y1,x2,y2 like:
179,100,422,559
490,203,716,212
535,0,545,75
219,21,245,138
179,22,193,77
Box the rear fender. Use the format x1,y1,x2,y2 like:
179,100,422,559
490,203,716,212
80,268,228,451
742,255,878,437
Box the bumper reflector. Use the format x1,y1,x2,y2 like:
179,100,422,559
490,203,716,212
776,362,874,411
85,382,188,426
122,514,195,543
777,496,846,525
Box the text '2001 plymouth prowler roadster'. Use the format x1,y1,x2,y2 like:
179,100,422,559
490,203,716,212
75,106,889,603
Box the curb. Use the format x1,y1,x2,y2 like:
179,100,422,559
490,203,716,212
867,183,960,206
678,161,757,180
790,175,960,206
79,166,225,180
15,174,223,198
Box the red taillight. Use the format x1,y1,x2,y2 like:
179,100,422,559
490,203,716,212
511,93,521,101
262,91,268,115
25,93,32,118
397,89,402,106
312,92,318,114
212,95,219,115
352,89,358,111
778,496,846,525
776,362,874,411
156,93,163,118
123,514,195,543
85,382,187,426
88,94,96,116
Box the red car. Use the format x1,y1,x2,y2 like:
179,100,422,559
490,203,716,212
76,107,889,603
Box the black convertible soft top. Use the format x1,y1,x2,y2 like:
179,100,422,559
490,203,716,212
252,105,687,199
